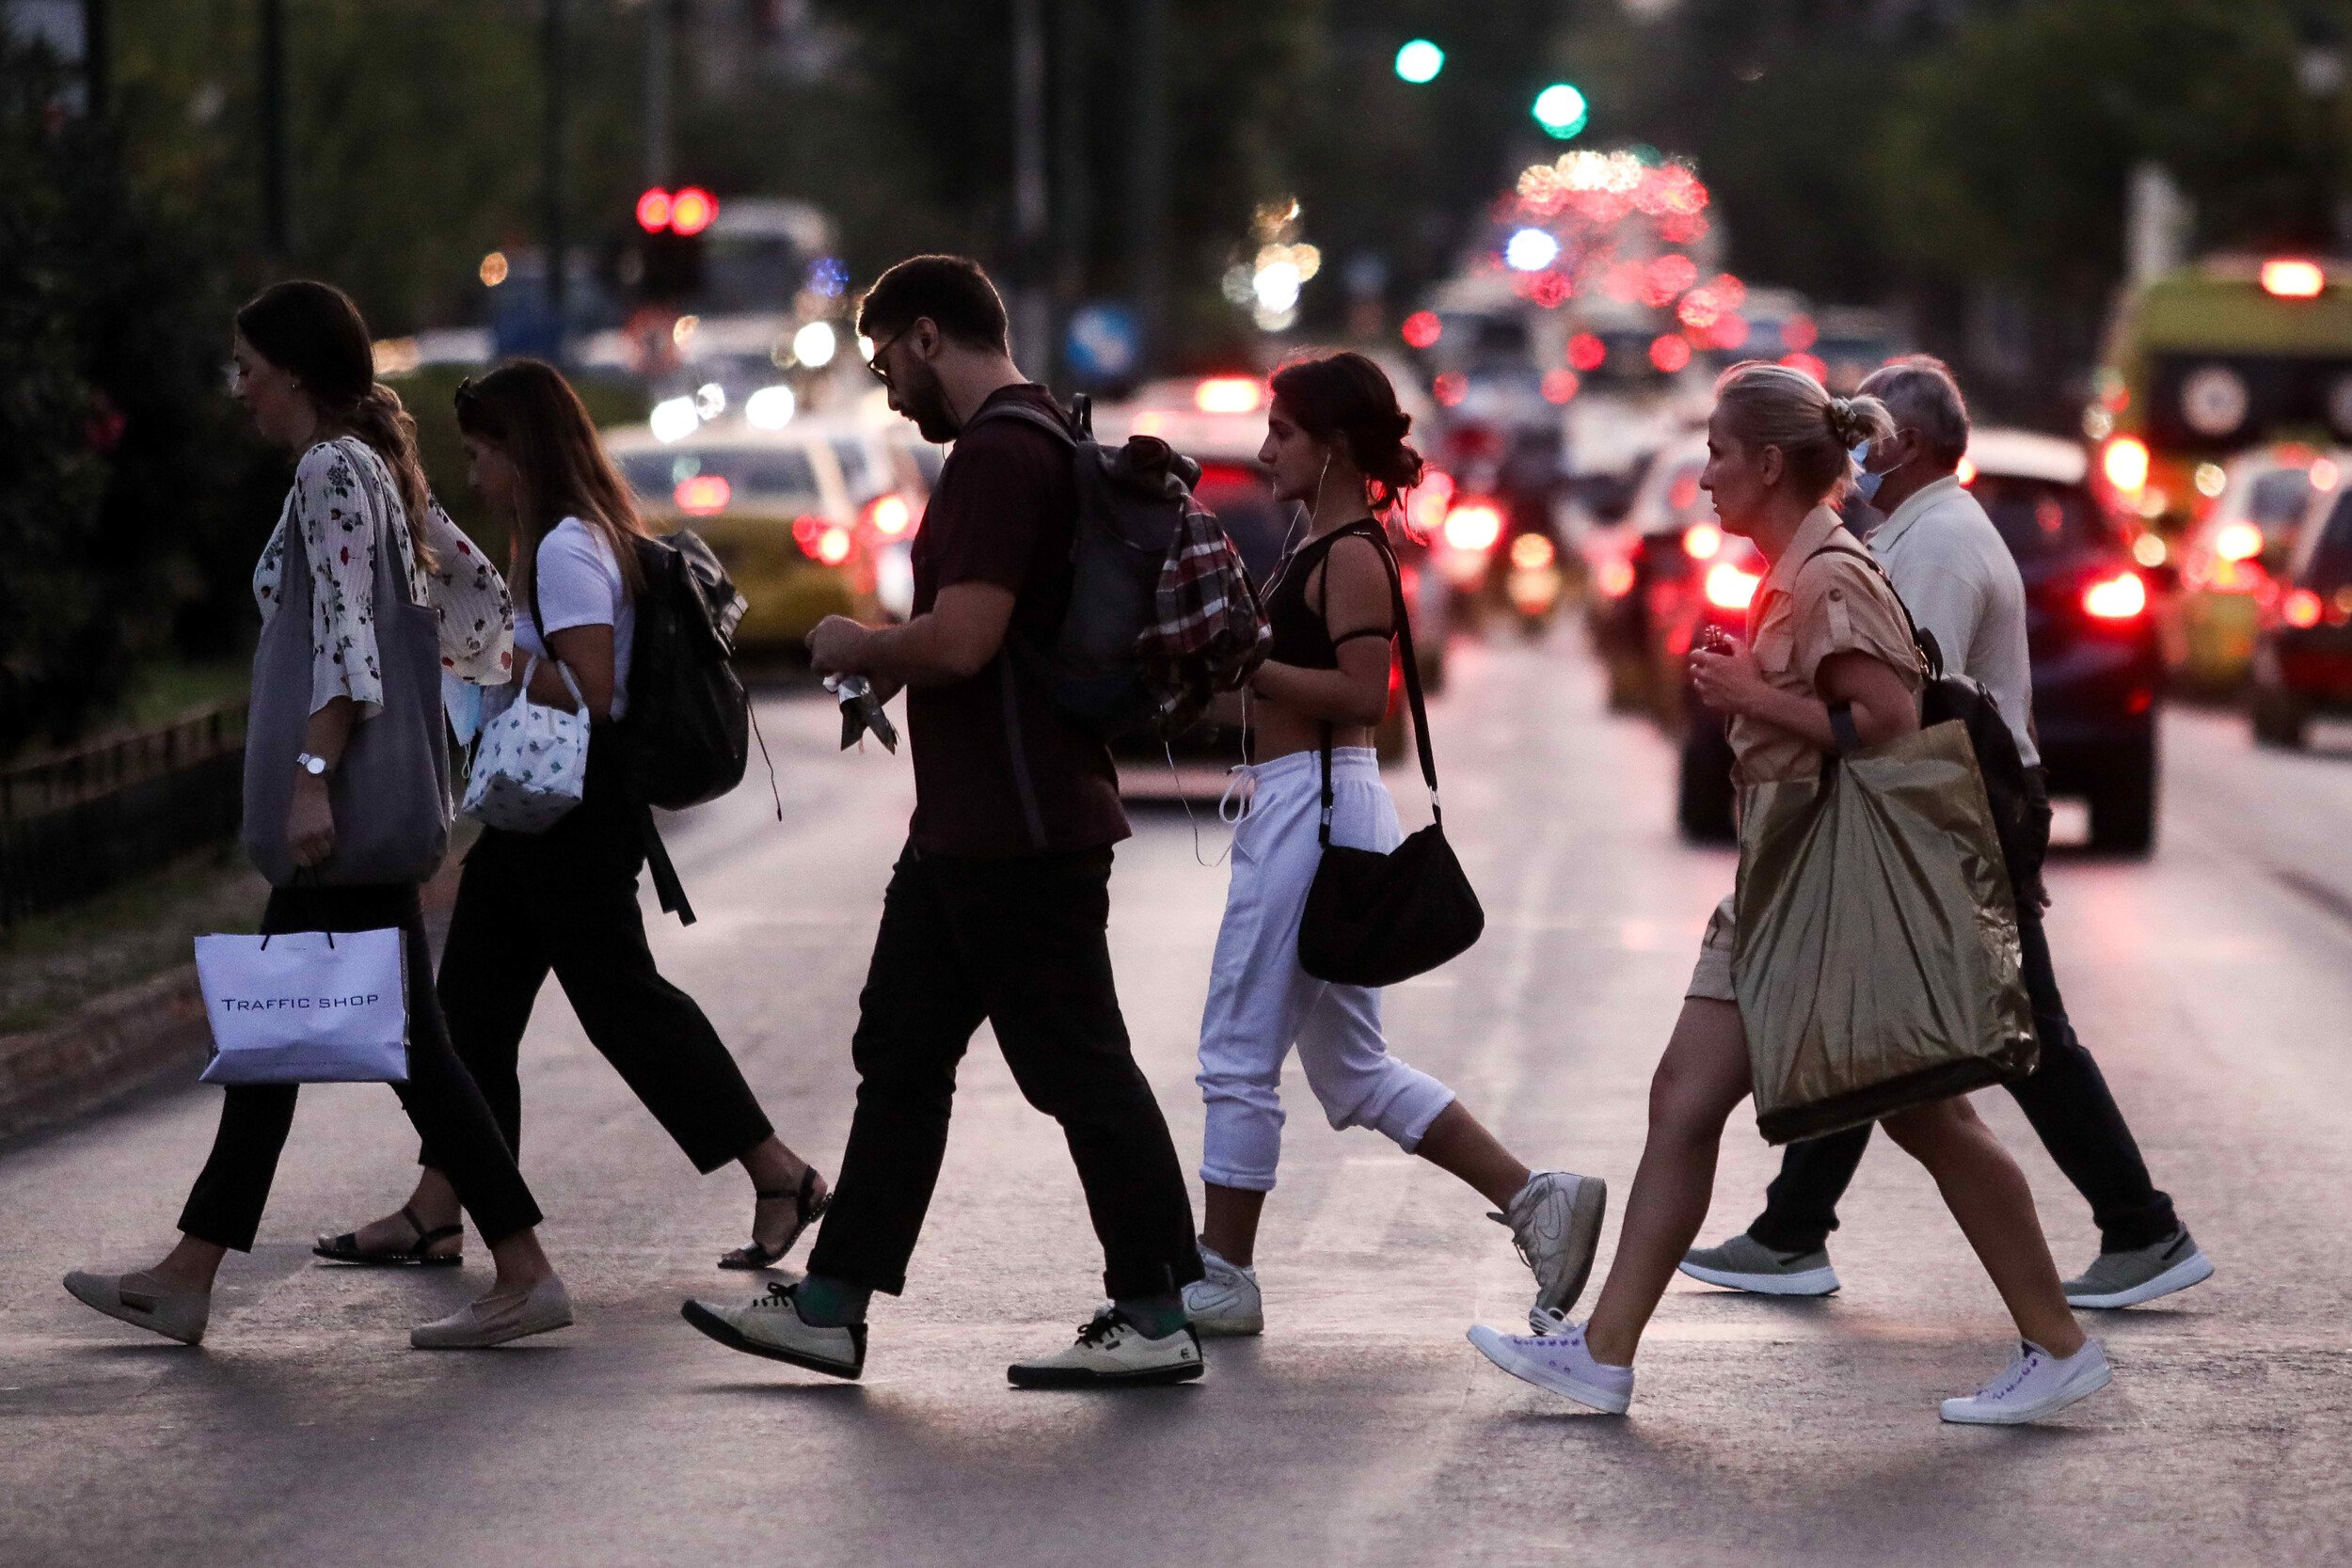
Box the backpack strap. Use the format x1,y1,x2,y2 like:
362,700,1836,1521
962,394,1083,446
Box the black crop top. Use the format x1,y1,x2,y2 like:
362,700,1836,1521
1262,519,1396,670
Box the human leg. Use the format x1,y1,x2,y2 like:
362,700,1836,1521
802,845,989,1297
1582,998,1754,1366
1878,1096,2083,1355
1744,1124,1873,1253
942,848,1201,1304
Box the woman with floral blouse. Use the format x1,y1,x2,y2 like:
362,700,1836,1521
63,280,574,1352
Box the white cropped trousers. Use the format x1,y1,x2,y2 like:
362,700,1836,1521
1195,746,1456,1193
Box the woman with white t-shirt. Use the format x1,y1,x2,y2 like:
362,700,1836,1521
320,361,829,1273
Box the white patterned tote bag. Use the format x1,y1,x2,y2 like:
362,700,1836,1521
460,657,591,832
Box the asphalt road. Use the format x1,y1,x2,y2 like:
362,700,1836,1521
5,629,2349,1567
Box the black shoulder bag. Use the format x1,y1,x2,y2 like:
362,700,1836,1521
1295,529,1484,986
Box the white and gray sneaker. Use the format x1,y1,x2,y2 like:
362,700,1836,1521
1183,1246,1263,1338
2062,1228,2213,1309
1679,1232,1841,1297
1940,1338,2111,1425
681,1280,866,1379
1008,1307,1204,1389
1490,1169,1608,1321
1466,1320,1634,1415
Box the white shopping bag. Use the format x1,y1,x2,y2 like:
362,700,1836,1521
460,656,589,833
193,927,410,1085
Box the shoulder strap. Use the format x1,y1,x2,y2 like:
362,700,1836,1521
1799,536,1943,680
962,396,1080,447
1318,523,1442,847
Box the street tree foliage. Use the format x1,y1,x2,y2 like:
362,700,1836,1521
0,38,280,754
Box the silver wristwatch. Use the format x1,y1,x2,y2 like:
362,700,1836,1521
294,752,332,778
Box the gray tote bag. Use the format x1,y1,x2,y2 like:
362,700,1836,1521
242,450,452,887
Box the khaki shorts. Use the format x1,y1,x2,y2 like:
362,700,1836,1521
1685,894,1739,1003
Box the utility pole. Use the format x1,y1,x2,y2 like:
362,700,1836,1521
1011,0,1050,375
80,0,107,117
259,0,291,259
644,0,673,189
543,0,569,365
1128,0,1169,376
1053,0,1090,383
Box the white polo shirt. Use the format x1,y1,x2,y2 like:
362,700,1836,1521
1867,473,2041,768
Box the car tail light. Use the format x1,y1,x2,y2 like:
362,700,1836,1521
2213,521,2264,562
1955,455,1977,486
1406,468,1454,540
2284,587,2325,628
1442,499,1504,553
1194,376,1263,414
2262,258,2326,299
1595,557,1636,598
1509,532,1556,570
675,475,731,515
1704,562,1760,610
1683,522,1723,560
2082,570,2149,620
2102,436,2151,493
815,526,852,566
863,492,915,539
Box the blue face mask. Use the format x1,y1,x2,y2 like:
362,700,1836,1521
1850,441,1885,504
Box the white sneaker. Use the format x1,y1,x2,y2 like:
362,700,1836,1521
1491,1169,1609,1319
680,1280,865,1379
1466,1320,1633,1415
1939,1339,2111,1425
63,1269,210,1346
1183,1246,1263,1337
1008,1307,1205,1388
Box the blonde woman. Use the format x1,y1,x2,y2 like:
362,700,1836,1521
65,280,571,1350
1467,363,2111,1424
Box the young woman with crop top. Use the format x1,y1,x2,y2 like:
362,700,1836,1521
1181,351,1606,1338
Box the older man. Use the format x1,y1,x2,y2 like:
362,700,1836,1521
1683,356,2211,1310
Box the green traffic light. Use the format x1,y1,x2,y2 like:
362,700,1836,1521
1533,82,1588,139
1395,40,1444,85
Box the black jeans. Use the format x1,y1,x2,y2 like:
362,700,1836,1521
806,841,1203,1301
1748,773,2179,1256
424,724,773,1175
179,882,544,1251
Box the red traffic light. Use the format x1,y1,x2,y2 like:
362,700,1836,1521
670,187,717,236
636,186,719,235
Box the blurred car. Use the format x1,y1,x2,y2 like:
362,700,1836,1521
603,410,929,652
1673,430,2163,853
2249,476,2352,748
1581,429,1712,712
1089,373,1448,785
2164,445,2331,691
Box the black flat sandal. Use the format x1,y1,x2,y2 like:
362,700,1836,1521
719,1167,831,1271
313,1203,464,1267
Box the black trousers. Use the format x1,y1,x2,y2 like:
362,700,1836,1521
179,882,544,1251
1748,775,2179,1256
806,841,1203,1301
424,723,773,1175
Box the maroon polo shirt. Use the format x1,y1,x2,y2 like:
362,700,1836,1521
903,384,1129,858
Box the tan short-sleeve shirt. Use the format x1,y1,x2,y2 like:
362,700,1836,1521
1728,506,1924,785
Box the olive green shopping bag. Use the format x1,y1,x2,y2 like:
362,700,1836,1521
1733,719,2036,1145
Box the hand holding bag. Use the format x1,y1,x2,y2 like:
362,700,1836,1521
460,656,591,832
242,447,452,887
193,926,410,1085
1296,529,1484,987
1734,712,2036,1145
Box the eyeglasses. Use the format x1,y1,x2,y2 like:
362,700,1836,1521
865,326,910,388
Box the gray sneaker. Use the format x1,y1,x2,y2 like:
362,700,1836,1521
1678,1233,1841,1296
2063,1228,2213,1309
1491,1170,1609,1320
